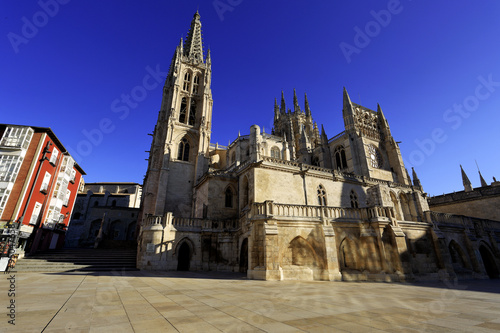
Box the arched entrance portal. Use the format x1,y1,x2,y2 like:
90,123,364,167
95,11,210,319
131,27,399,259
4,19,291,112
239,238,248,273
177,242,191,271
479,245,499,279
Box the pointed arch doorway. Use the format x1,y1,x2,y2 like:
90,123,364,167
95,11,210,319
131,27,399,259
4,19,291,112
177,242,191,271
239,238,248,273
479,245,499,279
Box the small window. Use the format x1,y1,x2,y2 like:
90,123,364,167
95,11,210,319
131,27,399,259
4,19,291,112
40,172,51,192
111,200,116,207
317,185,327,206
225,187,233,208
93,201,99,207
73,212,81,219
270,146,280,159
64,189,71,206
350,190,359,208
177,138,190,162
50,147,59,164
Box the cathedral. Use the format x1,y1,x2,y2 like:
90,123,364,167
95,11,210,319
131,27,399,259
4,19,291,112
137,12,500,281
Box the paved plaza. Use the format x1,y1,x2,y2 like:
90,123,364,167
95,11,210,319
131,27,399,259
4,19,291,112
1,270,500,332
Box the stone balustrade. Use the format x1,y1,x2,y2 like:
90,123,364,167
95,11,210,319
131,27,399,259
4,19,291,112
145,213,238,231
251,201,394,222
426,210,500,231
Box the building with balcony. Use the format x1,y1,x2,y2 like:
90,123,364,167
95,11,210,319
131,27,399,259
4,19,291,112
137,12,500,281
0,124,85,255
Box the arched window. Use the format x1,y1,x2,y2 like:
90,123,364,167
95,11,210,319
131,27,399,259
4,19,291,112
350,190,359,208
183,72,191,92
225,187,233,208
179,97,187,123
317,185,327,206
177,137,190,161
399,193,412,221
368,144,383,169
231,151,236,163
311,156,320,166
193,75,200,94
188,99,196,126
270,146,280,159
334,145,347,170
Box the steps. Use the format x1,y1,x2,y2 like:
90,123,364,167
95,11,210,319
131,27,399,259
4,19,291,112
14,248,138,273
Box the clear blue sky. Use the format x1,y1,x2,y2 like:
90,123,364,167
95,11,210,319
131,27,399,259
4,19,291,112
2,1,500,197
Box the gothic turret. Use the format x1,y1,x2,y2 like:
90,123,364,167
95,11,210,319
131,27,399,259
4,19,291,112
461,165,473,192
293,88,301,113
412,167,422,188
304,93,311,118
479,171,488,187
280,91,286,115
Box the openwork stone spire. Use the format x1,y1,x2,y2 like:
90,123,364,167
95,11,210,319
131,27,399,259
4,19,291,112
183,11,204,62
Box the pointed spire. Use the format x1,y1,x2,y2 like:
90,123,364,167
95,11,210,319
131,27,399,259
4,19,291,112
461,165,473,192
274,98,279,117
475,160,488,187
343,87,355,131
320,124,328,145
412,167,422,188
183,11,204,62
304,93,311,117
293,88,300,113
280,91,286,114
343,87,353,110
405,168,412,183
206,48,211,65
479,171,488,187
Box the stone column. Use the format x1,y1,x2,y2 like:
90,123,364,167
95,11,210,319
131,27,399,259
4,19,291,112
263,220,280,280
390,223,413,280
321,224,342,281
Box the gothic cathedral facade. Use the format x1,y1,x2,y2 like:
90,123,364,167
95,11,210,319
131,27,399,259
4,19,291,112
137,12,500,281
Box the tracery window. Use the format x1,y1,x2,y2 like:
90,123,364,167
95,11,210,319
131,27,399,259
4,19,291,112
334,145,347,170
183,72,191,92
193,75,200,94
225,187,233,208
179,97,187,123
188,100,196,126
270,146,280,159
317,185,327,206
368,144,383,169
177,137,190,162
350,190,359,208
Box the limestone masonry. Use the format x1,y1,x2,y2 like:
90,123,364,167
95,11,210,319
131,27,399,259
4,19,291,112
137,12,500,281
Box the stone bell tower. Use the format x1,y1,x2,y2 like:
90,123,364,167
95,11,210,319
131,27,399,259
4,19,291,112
142,11,213,218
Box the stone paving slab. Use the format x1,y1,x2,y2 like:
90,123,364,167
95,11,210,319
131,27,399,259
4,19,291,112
1,270,500,332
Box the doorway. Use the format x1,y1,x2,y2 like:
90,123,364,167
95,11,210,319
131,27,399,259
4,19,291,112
479,245,499,278
177,242,191,271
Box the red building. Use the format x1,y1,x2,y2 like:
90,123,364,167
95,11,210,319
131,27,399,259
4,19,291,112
0,124,85,255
